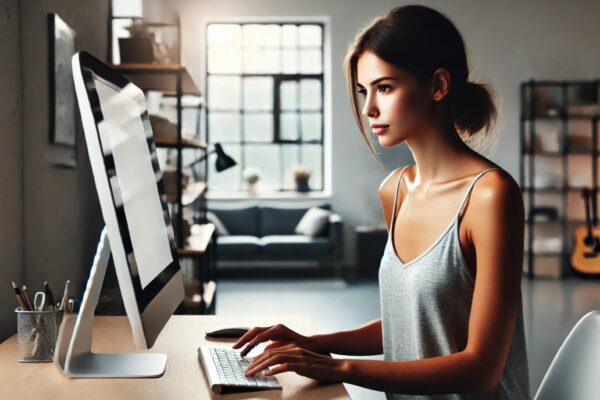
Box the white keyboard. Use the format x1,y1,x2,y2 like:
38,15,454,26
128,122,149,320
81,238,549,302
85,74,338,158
198,346,282,394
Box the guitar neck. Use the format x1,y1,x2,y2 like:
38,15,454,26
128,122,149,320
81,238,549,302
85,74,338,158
584,188,593,237
592,188,598,227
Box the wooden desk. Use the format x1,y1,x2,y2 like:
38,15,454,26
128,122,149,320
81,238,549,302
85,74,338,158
0,315,350,399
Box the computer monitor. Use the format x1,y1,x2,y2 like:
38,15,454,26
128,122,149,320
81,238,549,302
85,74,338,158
54,51,185,378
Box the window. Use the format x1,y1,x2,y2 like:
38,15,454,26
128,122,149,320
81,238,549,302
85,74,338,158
205,22,325,193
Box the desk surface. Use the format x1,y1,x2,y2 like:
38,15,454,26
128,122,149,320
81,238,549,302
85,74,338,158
0,315,350,400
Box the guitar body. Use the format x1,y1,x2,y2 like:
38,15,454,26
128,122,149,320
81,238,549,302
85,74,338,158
570,225,600,275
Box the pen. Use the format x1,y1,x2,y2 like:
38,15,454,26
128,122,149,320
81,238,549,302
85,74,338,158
44,281,56,309
59,280,70,311
12,281,29,310
22,285,34,310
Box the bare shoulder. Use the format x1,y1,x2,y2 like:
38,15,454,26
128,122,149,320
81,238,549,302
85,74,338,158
379,165,411,230
468,167,524,219
378,165,410,199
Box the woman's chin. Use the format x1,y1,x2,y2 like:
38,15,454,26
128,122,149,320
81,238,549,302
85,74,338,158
377,134,404,148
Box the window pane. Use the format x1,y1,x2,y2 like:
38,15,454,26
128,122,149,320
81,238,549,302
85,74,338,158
282,49,298,74
243,47,280,73
280,81,298,110
207,24,241,48
244,144,281,190
244,113,273,142
280,112,299,141
298,25,322,47
300,112,321,141
281,25,298,48
301,145,322,190
299,49,322,74
208,112,241,142
112,0,142,17
242,24,281,47
300,79,322,110
282,145,301,190
208,48,241,73
208,75,241,110
209,144,241,190
243,77,273,111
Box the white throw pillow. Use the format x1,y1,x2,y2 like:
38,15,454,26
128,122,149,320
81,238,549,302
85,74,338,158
206,211,229,236
294,207,332,236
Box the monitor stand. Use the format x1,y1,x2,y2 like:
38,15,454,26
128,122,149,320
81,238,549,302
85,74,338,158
53,227,167,378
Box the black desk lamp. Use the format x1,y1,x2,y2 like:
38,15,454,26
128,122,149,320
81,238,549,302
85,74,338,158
186,143,237,172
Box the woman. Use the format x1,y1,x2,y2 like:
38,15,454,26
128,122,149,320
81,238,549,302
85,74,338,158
233,5,530,399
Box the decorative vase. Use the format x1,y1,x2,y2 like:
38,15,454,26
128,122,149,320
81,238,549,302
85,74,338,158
295,176,310,192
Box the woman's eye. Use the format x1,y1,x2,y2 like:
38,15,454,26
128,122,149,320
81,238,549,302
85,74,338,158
377,85,391,93
357,88,367,97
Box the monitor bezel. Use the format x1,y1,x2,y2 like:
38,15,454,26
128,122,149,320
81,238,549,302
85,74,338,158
74,51,181,313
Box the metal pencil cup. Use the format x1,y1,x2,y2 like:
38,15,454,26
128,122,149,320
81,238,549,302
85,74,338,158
15,306,60,362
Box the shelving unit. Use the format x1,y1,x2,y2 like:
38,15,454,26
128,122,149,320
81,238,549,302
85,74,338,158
520,79,600,279
112,63,217,314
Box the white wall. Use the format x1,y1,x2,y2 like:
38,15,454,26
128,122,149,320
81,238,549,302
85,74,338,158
0,0,23,342
143,0,600,269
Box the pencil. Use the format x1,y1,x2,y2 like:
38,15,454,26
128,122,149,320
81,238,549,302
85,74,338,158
44,281,56,308
11,281,29,311
22,285,34,310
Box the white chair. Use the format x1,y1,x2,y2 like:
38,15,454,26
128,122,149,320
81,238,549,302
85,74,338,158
535,310,600,400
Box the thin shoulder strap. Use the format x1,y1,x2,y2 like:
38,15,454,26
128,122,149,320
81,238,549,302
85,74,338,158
455,167,500,220
390,165,412,233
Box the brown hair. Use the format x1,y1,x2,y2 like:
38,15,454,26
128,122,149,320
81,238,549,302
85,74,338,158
344,5,497,159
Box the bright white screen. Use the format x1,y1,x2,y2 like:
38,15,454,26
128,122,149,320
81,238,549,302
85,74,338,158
95,78,173,289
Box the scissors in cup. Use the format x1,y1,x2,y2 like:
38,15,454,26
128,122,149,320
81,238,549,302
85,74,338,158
34,292,46,312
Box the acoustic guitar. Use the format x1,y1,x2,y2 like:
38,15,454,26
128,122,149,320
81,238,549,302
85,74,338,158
570,188,600,275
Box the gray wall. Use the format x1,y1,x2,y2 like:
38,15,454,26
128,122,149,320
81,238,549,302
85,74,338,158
0,0,108,342
20,0,108,317
0,0,23,342
143,0,600,269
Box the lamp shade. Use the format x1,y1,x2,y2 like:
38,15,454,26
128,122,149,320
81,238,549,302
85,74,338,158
214,143,237,172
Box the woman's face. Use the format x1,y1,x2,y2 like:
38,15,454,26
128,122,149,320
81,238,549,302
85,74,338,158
356,50,434,147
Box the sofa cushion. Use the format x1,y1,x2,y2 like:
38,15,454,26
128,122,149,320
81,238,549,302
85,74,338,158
206,211,229,235
294,207,333,236
216,235,261,254
210,206,259,236
260,204,331,236
261,235,330,255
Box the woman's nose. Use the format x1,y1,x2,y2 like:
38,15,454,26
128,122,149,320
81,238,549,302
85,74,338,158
361,96,379,118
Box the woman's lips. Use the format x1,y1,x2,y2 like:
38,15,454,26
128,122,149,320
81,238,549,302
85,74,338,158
371,125,389,135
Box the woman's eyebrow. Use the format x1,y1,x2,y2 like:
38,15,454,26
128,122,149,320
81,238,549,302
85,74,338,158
356,76,397,88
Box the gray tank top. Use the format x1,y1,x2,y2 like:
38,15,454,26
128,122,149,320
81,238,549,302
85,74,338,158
379,166,531,400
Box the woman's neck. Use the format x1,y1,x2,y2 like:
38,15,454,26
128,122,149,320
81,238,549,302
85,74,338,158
405,124,475,188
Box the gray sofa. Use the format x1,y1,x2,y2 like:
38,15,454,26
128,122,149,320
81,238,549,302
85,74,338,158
209,203,343,265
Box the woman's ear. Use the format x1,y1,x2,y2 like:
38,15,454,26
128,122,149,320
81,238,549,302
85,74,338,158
431,68,451,102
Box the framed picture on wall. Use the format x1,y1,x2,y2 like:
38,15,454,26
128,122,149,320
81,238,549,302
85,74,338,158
48,13,77,167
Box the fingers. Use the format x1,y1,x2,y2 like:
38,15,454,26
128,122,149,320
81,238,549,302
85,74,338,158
263,362,307,377
245,354,304,377
232,326,268,350
264,341,287,351
251,343,297,365
239,324,287,357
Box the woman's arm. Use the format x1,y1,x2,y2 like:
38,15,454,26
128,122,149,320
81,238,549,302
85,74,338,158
246,170,525,395
309,319,383,355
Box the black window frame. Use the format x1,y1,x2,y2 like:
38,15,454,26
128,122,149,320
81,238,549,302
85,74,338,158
204,21,326,193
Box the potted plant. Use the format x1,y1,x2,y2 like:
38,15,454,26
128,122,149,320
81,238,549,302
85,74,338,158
291,165,311,192
119,20,156,63
243,167,261,195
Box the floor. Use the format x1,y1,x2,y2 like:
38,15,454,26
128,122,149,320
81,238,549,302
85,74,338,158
216,276,600,399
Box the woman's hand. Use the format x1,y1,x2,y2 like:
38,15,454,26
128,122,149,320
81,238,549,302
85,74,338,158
232,324,321,357
243,343,349,383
